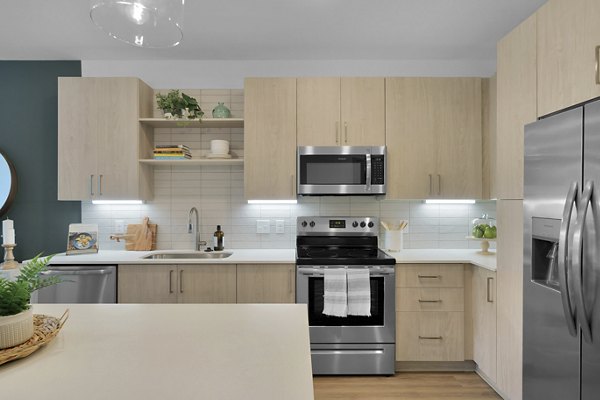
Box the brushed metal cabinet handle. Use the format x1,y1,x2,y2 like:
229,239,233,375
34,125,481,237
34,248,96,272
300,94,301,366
428,174,432,196
418,275,441,279
418,299,442,303
596,45,600,85
288,268,293,294
169,269,174,294
90,174,94,196
179,269,184,294
290,174,295,196
98,174,103,196
419,336,443,340
437,174,441,195
335,121,340,144
344,121,348,144
487,277,494,303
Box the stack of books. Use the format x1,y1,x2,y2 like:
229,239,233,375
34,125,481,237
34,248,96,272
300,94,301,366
153,144,191,160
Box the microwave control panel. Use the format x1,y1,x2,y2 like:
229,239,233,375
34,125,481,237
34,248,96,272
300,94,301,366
371,155,385,184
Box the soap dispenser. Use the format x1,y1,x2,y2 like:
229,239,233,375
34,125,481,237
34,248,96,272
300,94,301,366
213,225,224,251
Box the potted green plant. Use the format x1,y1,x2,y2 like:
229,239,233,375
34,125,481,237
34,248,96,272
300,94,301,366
0,254,59,349
155,90,203,120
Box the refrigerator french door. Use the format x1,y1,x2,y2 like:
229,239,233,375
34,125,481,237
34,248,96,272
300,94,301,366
524,99,600,400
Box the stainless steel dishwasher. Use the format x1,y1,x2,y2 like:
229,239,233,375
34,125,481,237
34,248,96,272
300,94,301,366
32,265,117,303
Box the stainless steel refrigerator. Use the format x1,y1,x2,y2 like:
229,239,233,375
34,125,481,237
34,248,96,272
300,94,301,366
524,98,600,400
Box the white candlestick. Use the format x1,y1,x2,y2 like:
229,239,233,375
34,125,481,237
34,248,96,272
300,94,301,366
3,228,14,245
2,219,13,236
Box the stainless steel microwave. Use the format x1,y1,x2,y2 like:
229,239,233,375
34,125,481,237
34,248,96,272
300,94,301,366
297,146,386,195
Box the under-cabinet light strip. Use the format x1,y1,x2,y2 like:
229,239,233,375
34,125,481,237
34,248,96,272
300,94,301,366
247,200,298,205
424,199,476,204
92,200,144,205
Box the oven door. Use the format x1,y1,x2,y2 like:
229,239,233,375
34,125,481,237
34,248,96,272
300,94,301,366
296,266,395,344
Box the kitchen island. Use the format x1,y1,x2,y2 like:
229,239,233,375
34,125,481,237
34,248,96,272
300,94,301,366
0,304,314,400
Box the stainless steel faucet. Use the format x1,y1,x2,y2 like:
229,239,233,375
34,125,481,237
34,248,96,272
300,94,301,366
187,207,206,251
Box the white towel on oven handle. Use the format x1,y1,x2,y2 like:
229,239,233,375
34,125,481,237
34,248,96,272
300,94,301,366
347,268,371,316
323,268,348,317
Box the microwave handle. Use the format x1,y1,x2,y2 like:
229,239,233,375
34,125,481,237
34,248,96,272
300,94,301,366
366,153,372,191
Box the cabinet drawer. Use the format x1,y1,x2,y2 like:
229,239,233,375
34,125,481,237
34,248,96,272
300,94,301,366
396,264,464,288
396,288,464,312
396,311,464,361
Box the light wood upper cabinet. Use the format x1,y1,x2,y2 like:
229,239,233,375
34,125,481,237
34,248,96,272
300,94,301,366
472,266,497,381
537,0,600,117
244,78,297,200
386,78,482,199
118,264,236,304
496,13,537,200
236,264,295,303
297,77,385,146
58,77,153,201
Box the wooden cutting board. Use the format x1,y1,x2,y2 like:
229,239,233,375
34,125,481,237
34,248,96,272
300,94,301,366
125,218,157,251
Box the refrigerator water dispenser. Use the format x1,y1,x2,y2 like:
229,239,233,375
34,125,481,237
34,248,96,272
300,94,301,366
531,217,561,290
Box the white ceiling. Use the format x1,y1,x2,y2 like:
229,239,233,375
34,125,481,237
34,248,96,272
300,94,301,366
0,0,547,61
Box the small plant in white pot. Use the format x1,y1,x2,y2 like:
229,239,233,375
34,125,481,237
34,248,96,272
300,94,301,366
0,254,58,349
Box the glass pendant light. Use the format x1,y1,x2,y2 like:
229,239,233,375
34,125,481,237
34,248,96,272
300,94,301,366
90,0,184,48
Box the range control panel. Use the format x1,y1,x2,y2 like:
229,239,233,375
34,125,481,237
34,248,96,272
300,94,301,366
297,216,379,236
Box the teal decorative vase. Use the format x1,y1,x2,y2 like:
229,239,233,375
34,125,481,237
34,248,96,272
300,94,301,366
212,102,231,118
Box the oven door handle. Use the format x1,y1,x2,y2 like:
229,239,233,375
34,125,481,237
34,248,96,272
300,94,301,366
297,268,395,276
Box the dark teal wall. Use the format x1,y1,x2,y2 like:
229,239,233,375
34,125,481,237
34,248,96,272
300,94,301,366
0,61,81,260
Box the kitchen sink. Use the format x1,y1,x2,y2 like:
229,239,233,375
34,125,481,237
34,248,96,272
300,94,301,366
141,251,233,260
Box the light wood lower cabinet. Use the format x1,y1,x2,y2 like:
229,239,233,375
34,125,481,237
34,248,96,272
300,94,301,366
118,264,236,304
236,264,295,303
396,264,465,362
119,264,295,304
472,266,497,381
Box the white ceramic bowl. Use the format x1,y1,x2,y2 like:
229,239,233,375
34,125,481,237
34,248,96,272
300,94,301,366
210,140,229,155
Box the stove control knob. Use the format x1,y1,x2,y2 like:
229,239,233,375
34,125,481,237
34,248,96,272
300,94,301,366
360,221,366,228
352,221,359,228
368,221,374,228
301,221,307,228
309,221,315,228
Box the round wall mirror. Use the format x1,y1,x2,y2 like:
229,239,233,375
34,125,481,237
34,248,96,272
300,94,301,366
0,149,17,217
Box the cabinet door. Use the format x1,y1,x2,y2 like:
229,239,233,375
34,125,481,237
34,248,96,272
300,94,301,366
58,77,99,200
385,78,438,199
340,78,385,146
178,264,237,303
244,78,297,200
496,200,524,400
118,264,177,303
537,0,600,117
95,78,142,199
236,264,295,303
472,267,497,381
297,78,341,146
434,78,482,199
496,13,536,200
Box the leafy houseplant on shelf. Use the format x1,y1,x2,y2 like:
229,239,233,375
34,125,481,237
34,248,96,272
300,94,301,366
155,90,204,120
0,254,59,349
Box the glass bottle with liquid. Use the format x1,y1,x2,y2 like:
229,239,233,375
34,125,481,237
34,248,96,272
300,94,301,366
213,225,224,251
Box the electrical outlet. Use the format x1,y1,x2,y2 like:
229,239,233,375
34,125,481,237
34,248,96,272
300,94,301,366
275,220,285,234
257,219,270,234
114,219,125,234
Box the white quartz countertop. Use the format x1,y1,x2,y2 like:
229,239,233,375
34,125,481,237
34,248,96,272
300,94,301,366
389,249,496,271
44,248,495,271
0,304,314,400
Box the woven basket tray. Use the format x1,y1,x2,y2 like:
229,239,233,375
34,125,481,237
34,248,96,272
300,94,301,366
0,309,69,366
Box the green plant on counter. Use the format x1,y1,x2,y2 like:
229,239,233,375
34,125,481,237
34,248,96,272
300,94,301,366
155,90,204,120
0,254,59,317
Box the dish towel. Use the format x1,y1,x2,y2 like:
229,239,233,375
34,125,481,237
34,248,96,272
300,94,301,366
347,269,371,316
323,268,348,317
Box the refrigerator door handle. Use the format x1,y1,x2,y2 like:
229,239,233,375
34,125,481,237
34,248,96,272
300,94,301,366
558,181,579,337
572,180,594,343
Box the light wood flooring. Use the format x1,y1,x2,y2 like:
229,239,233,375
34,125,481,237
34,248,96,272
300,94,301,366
313,372,501,400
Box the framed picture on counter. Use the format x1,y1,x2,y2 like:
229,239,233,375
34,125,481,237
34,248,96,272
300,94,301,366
66,224,99,255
